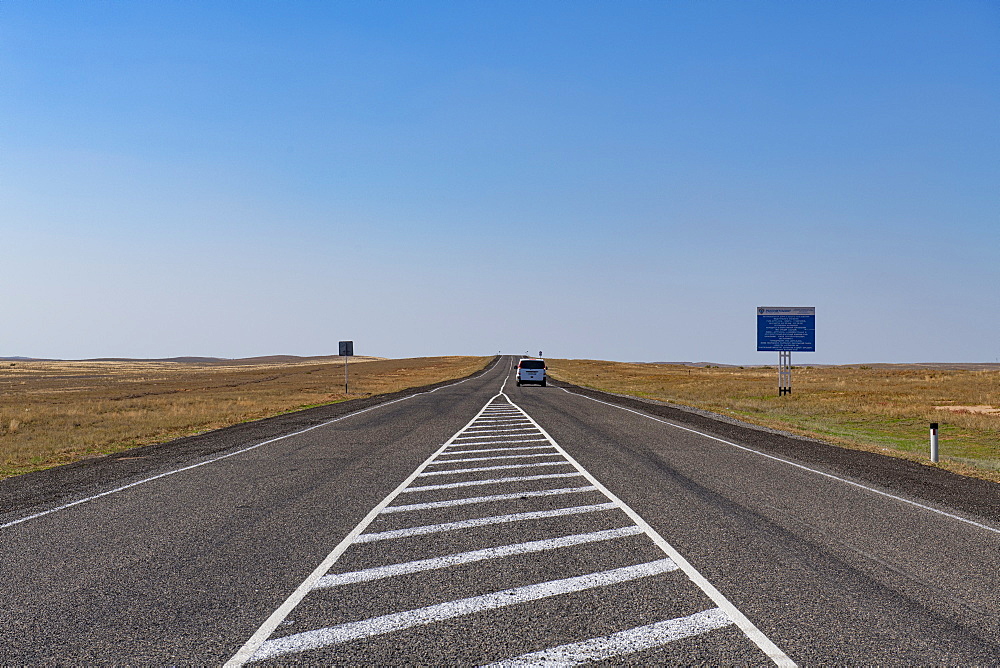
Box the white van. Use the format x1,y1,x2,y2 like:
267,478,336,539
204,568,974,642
516,358,547,386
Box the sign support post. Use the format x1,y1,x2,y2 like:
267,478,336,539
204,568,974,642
778,351,792,395
339,340,354,395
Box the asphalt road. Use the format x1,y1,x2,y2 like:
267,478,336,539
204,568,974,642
1,355,998,665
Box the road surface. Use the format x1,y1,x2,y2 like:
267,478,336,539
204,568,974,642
2,356,998,664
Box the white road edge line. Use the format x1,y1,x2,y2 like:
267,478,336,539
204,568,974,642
251,559,679,662
313,526,644,587
505,393,796,667
224,383,510,667
560,388,1000,536
0,357,504,531
483,607,734,666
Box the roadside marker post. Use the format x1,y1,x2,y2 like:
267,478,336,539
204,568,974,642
757,307,815,396
339,341,354,395
930,423,939,463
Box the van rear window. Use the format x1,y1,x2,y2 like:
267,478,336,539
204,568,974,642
519,360,545,369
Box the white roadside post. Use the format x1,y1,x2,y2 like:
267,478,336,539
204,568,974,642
339,340,354,395
930,422,939,463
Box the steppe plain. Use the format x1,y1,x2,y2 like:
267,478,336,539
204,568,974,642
0,355,488,480
548,359,1000,483
3,355,999,484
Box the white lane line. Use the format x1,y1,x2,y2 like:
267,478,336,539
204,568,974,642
506,395,796,667
225,390,507,667
354,502,618,543
381,487,598,513
562,389,1000,537
1,357,507,532
452,433,541,441
251,559,679,662
460,427,541,434
403,472,586,492
445,438,550,447
474,419,533,423
426,452,564,465
417,461,572,477
438,445,556,455
314,526,645,588
484,608,734,667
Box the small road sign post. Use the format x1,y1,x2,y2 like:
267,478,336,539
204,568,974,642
339,340,354,394
757,307,815,396
930,423,939,462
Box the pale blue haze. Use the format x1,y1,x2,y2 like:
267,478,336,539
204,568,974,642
2,2,998,363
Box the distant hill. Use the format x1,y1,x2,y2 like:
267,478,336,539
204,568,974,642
81,355,385,365
84,356,227,364
1,355,383,365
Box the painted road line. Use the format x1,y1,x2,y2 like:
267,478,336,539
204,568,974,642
313,526,645,588
251,559,680,662
459,428,540,434
402,472,587,492
225,391,510,668
437,445,556,455
484,608,733,667
507,395,796,667
417,461,572,477
445,438,550,447
453,434,541,442
426,452,564,465
381,487,599,513
562,389,1000,537
354,502,618,543
452,433,541,441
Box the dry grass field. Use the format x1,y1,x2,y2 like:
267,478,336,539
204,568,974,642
0,356,489,481
548,359,1000,483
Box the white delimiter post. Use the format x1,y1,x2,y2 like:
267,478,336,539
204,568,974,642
930,422,939,462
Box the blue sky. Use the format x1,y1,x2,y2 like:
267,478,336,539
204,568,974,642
2,1,998,363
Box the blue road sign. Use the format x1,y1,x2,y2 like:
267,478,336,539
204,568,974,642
757,307,815,352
